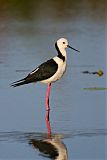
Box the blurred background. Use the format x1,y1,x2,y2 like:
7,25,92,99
0,0,107,159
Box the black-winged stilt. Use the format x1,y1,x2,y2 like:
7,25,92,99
11,38,79,110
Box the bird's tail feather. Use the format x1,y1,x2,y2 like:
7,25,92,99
11,78,28,87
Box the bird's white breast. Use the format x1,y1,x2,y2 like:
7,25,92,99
41,56,67,84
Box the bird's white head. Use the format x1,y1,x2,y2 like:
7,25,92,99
55,38,69,59
55,38,80,58
56,37,80,52
57,38,69,50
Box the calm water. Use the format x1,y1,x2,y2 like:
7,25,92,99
0,0,107,159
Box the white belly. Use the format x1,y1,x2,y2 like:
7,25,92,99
41,57,67,84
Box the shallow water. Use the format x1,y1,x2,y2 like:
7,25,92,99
0,0,107,159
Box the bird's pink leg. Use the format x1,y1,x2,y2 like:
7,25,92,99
45,109,51,137
45,83,51,111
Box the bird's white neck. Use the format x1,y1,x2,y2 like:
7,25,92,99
55,43,67,62
59,47,67,58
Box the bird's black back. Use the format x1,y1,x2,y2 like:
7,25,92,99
26,59,58,82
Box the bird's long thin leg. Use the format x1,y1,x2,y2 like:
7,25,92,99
45,109,51,137
45,83,51,111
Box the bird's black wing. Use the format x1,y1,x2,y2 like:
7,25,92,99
26,58,58,82
11,59,58,87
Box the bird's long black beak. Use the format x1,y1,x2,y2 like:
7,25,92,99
68,45,80,52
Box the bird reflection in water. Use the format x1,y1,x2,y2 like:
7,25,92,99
29,109,68,160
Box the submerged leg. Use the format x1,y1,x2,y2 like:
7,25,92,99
45,83,51,111
45,109,51,137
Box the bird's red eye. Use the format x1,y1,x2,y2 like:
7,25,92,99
63,42,65,44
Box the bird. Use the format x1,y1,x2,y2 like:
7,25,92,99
11,38,79,110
